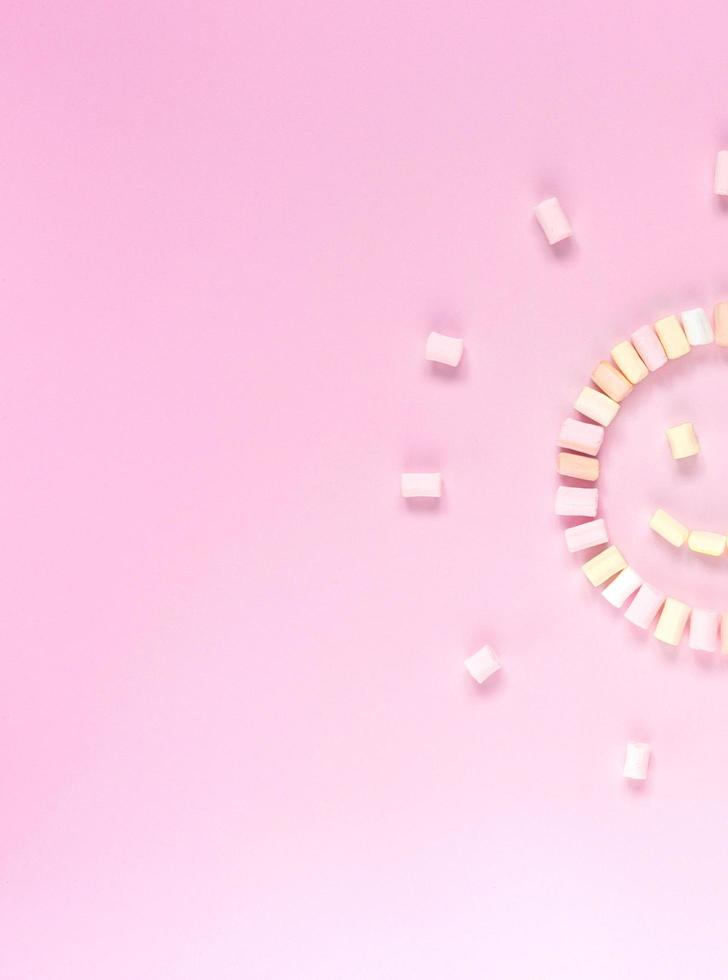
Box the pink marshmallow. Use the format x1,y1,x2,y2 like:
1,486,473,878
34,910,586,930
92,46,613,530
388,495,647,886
558,418,604,457
555,486,598,518
631,324,667,371
564,518,608,553
534,197,572,245
689,609,719,653
624,583,665,630
425,331,463,367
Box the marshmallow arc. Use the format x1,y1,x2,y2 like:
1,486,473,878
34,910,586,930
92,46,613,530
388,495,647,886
564,518,608,553
591,361,633,402
689,609,719,652
425,331,464,367
681,308,713,346
623,742,651,781
555,486,599,517
464,645,500,684
582,545,626,587
611,341,649,383
624,583,665,630
601,566,643,608
649,509,690,548
534,197,572,245
653,597,691,646
558,452,599,482
574,387,620,427
558,418,605,457
654,314,691,359
631,324,668,371
400,473,442,498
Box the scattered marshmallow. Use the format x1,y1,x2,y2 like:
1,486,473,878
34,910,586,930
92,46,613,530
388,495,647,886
715,301,728,347
591,361,633,402
625,583,665,630
666,422,700,460
564,518,608,553
425,331,463,367
574,386,620,427
611,340,648,384
464,645,500,684
555,485,598,517
623,742,651,781
582,545,626,587
715,150,728,196
688,530,726,557
631,324,667,371
602,566,643,608
689,609,719,653
653,597,691,646
654,314,690,359
557,451,599,482
649,508,689,548
401,473,442,498
534,197,572,245
558,418,604,457
681,308,713,346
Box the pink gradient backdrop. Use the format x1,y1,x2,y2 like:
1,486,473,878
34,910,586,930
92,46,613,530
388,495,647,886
3,1,728,976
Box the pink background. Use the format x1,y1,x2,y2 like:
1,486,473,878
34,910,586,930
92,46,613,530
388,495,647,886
4,1,728,976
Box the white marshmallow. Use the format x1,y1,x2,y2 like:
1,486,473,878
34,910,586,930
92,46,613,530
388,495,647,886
464,645,500,684
555,486,598,518
602,566,643,608
401,473,442,498
425,331,464,367
681,308,714,346
623,742,651,781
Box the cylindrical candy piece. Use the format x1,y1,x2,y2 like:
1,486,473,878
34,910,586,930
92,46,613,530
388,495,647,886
715,150,728,195
611,341,648,384
625,583,665,630
591,361,633,402
574,387,620,427
425,331,463,367
666,422,699,460
681,308,713,346
714,302,728,347
601,566,643,608
557,452,599,482
689,609,719,652
688,530,726,557
649,508,689,548
555,486,598,517
401,473,442,498
464,645,500,684
653,597,691,646
558,418,604,457
534,197,572,245
631,324,668,371
564,518,608,553
654,314,690,359
582,545,626,587
623,742,651,781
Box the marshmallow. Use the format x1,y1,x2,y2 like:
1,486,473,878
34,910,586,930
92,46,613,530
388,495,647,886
557,452,599,482
666,422,700,460
681,308,713,346
631,324,668,371
625,583,665,630
649,508,689,548
574,387,620,427
689,609,719,652
558,418,604,457
721,613,728,654
582,545,626,587
534,197,572,245
464,645,500,684
401,473,442,498
623,742,651,781
715,150,728,195
564,518,608,553
653,597,690,646
425,331,463,367
555,485,598,517
654,314,690,359
602,566,643,608
714,302,728,347
611,340,648,384
688,530,726,557
591,361,633,402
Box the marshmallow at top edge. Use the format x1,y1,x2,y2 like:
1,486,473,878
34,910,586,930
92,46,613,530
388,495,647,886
715,151,728,196
654,314,691,359
602,566,642,608
574,387,620,427
555,485,598,517
714,302,728,347
623,742,651,781
625,583,665,630
611,341,648,384
425,331,463,367
689,609,719,652
681,308,713,346
653,597,691,646
401,472,442,498
631,324,667,371
464,645,500,684
558,418,604,457
564,518,608,553
534,197,572,245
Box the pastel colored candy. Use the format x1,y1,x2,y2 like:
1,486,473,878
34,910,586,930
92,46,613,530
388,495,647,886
557,452,599,482
649,508,689,548
425,331,463,367
681,308,713,346
582,545,626,587
653,597,691,646
631,324,667,371
666,422,699,460
714,301,728,347
688,530,726,557
564,518,608,553
464,645,500,684
534,196,572,245
715,150,728,195
689,609,719,652
611,340,648,384
558,418,604,456
623,742,651,781
721,613,728,654
654,314,690,359
574,386,620,427
400,472,442,498
601,566,643,608
555,485,598,517
591,361,633,402
625,583,665,630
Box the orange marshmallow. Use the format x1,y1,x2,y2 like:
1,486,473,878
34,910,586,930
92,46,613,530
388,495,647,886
557,452,599,482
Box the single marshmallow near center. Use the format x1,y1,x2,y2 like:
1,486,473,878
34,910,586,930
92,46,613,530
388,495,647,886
666,422,699,460
425,331,463,367
534,197,572,245
623,742,651,781
400,473,442,498
464,645,500,684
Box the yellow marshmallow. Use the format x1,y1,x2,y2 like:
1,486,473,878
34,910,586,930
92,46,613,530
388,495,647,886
649,509,689,548
653,597,691,646
666,422,699,460
582,545,627,587
688,530,726,557
654,314,690,359
611,341,649,384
